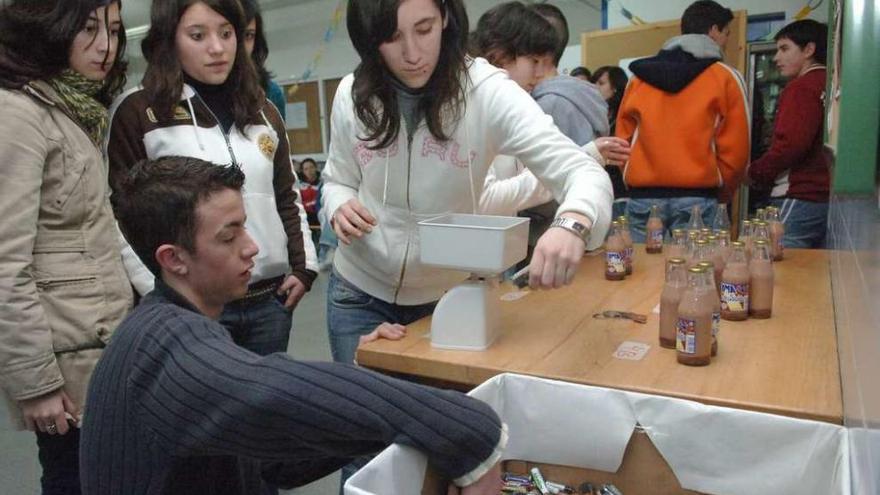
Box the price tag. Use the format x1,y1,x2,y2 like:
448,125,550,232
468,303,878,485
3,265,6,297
613,341,651,361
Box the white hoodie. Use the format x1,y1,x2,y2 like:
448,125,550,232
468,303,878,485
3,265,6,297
322,58,612,305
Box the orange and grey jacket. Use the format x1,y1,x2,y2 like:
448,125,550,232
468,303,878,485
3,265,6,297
616,34,750,199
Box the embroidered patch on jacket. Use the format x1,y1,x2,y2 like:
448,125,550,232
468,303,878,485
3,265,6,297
172,106,191,121
258,134,276,159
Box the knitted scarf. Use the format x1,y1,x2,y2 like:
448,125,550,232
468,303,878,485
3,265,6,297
46,69,107,146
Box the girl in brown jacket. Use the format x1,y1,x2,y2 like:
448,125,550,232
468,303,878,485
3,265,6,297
0,1,132,493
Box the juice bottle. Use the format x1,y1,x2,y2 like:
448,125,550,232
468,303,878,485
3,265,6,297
766,207,785,261
721,241,750,321
677,266,713,366
659,258,687,349
697,260,721,356
716,229,732,264
667,229,687,260
645,205,664,254
739,220,753,259
686,204,703,236
712,203,730,233
605,221,626,281
706,235,725,294
617,216,634,276
749,239,774,319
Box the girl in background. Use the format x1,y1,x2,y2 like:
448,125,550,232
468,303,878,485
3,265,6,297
591,65,630,218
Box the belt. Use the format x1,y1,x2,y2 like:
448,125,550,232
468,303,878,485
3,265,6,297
227,275,285,307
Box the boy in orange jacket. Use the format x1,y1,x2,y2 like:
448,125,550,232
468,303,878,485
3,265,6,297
616,0,750,241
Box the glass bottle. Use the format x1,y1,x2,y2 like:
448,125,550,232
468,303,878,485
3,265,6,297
677,266,713,366
687,204,704,235
752,220,771,244
749,239,774,319
712,203,730,233
697,261,721,357
766,207,785,261
739,220,753,259
645,205,664,254
667,228,687,260
659,258,687,349
716,229,732,264
617,216,633,275
605,221,626,281
705,235,725,294
721,241,750,321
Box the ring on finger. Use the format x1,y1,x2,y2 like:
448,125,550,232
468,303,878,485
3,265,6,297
46,423,57,434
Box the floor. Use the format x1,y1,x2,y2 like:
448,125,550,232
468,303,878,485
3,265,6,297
0,275,339,495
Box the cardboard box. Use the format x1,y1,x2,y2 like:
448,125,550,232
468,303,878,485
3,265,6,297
346,374,849,495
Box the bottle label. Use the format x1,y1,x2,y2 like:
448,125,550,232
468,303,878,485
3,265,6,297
721,282,750,312
606,251,625,273
676,317,696,354
712,312,720,336
649,228,663,245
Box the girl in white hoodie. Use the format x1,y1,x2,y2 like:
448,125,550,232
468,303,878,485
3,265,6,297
323,0,614,365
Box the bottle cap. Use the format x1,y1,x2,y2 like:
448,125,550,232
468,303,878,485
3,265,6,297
695,239,708,245
611,220,620,227
672,228,685,235
697,261,715,269
754,239,769,245
688,266,706,274
731,241,745,247
668,257,687,265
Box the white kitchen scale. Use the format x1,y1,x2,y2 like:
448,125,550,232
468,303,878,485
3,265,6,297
418,214,529,351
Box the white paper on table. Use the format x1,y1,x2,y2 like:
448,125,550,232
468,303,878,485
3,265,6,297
346,373,849,495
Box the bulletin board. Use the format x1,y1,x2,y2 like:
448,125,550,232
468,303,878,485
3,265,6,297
581,10,747,74
323,77,343,145
284,81,323,155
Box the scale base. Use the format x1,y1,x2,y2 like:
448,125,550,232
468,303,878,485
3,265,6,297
430,279,499,351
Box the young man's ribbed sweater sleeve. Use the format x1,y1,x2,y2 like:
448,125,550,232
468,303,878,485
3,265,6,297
81,286,504,494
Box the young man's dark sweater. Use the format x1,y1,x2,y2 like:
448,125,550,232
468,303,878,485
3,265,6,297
80,281,505,494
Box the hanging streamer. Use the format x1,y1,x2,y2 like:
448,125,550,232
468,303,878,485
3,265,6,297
618,1,646,25
286,0,346,97
794,0,824,20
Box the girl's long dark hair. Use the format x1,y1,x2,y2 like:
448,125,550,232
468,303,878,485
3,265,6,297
591,65,628,124
240,0,273,89
0,0,128,105
347,0,470,150
141,0,263,132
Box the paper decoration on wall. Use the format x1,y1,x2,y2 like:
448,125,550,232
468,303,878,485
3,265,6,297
794,0,825,20
286,102,309,130
285,0,346,98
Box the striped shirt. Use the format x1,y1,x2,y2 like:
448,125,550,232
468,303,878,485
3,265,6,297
81,281,504,494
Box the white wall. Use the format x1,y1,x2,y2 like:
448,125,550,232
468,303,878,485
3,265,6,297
606,0,828,29
264,0,602,83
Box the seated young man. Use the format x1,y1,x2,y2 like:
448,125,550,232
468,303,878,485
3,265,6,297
80,156,506,494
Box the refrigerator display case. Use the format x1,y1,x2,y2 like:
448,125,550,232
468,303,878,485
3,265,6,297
740,41,788,221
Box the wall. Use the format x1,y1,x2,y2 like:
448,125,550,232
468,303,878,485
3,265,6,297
606,0,828,29
827,0,880,491
124,0,602,87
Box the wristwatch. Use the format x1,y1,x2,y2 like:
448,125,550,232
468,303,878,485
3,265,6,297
550,216,591,244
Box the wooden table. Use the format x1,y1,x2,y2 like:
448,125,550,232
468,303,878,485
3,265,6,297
357,248,842,424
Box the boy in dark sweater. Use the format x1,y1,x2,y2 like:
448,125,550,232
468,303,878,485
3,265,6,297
748,20,830,248
80,156,505,494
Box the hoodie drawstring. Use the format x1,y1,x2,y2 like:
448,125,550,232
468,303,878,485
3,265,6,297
465,123,476,214
187,98,205,151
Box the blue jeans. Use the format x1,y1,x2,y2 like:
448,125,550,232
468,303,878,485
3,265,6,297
36,428,81,495
626,197,717,243
220,296,293,356
326,270,436,365
770,198,829,248
611,199,629,222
